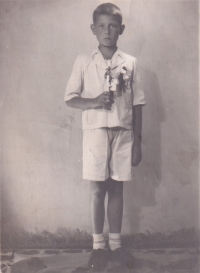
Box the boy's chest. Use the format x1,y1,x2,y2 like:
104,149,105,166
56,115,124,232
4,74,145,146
82,61,132,97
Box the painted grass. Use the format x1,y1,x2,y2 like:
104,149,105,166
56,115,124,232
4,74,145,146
1,227,199,250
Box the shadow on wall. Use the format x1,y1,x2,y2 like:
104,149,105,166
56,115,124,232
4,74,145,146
142,68,165,184
1,179,21,239
124,68,165,233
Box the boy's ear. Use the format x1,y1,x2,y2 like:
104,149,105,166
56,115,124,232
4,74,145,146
91,24,96,35
119,24,125,35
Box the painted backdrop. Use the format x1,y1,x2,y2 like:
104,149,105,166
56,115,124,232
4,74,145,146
1,0,199,237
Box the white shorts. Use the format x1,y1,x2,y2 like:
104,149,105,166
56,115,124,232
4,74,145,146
83,127,133,181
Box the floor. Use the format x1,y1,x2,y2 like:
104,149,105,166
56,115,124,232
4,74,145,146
1,248,199,273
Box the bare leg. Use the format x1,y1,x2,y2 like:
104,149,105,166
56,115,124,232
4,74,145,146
90,181,107,234
106,178,124,233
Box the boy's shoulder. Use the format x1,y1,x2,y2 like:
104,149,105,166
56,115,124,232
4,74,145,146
77,49,137,60
74,53,91,63
74,51,96,68
74,49,138,69
117,50,137,65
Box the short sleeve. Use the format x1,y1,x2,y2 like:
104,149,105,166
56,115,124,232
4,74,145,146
64,55,84,102
132,59,146,106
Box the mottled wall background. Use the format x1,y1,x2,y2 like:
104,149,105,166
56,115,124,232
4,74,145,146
1,0,199,236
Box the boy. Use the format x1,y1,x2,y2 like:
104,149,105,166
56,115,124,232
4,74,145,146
65,3,145,272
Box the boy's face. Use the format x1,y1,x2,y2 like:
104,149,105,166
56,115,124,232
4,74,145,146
91,15,125,48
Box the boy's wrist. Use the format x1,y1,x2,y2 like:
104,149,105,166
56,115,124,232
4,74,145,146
134,134,142,140
89,97,98,109
82,98,97,109
133,135,142,145
92,97,98,108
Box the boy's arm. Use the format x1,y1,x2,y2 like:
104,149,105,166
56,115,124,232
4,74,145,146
66,92,113,111
132,105,143,166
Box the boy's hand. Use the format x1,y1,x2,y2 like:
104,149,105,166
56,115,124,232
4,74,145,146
94,92,114,110
132,142,142,166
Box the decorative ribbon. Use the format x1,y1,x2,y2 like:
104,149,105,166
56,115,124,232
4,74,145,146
104,65,130,92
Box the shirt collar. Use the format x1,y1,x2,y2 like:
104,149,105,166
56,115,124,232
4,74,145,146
91,48,125,70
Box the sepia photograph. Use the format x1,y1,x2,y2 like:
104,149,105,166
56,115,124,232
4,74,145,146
0,0,199,272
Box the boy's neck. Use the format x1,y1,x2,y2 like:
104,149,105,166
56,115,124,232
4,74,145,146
99,44,117,60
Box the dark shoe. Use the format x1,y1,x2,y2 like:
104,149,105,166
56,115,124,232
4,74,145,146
110,247,134,270
88,249,108,272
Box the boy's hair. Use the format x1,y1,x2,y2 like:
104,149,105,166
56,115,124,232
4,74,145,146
93,3,122,25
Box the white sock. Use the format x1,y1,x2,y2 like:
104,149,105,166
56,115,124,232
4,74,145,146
93,233,106,250
109,233,121,250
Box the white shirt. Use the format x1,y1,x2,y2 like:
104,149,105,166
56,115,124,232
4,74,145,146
65,48,145,130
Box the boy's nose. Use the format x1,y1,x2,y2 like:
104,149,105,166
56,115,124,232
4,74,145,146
105,26,110,34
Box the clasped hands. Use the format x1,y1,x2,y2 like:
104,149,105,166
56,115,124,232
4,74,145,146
94,91,114,110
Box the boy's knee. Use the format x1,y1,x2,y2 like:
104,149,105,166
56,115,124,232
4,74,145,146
107,179,124,195
90,181,106,200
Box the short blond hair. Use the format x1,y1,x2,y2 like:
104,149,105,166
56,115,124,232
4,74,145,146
93,3,122,25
